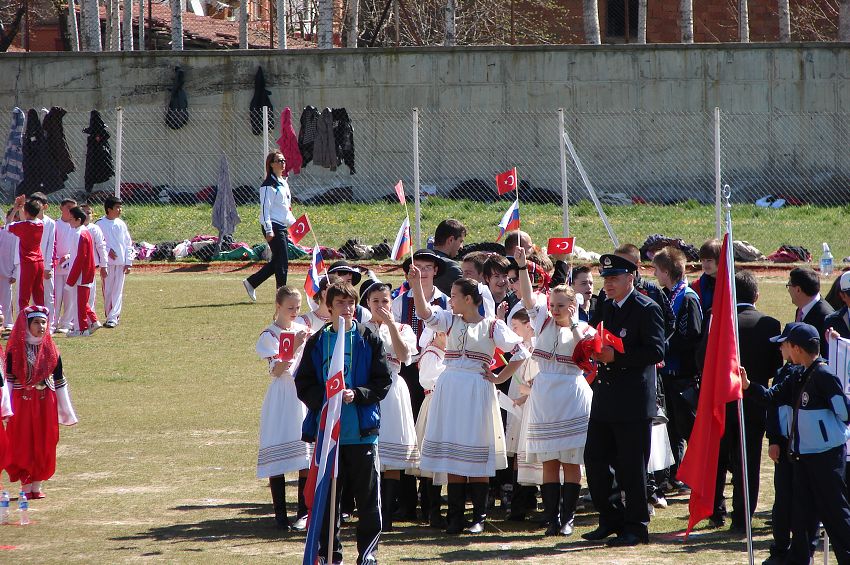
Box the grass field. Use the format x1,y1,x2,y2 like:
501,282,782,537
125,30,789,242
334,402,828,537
123,199,850,264
0,268,818,564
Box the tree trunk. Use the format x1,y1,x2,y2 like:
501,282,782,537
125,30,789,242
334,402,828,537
138,0,145,50
444,0,456,46
840,0,850,41
67,0,80,50
583,0,600,44
679,0,693,43
318,0,333,48
172,0,183,50
777,0,790,42
239,0,248,48
345,0,358,47
110,0,121,50
122,0,133,50
738,0,749,42
276,0,286,49
637,0,647,44
0,4,26,52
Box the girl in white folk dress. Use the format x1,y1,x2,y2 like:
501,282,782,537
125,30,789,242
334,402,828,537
361,280,419,531
297,275,336,335
509,246,595,536
409,266,530,535
255,286,311,531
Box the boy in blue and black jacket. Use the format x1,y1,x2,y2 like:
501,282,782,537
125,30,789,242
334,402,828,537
295,281,392,565
743,322,850,565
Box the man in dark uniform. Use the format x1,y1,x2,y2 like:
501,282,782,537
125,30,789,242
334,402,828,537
823,271,850,344
583,254,666,547
787,267,834,356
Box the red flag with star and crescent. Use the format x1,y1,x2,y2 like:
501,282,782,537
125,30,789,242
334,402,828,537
496,167,518,195
289,214,312,244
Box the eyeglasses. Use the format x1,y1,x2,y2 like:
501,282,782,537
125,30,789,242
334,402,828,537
507,277,519,284
786,283,795,288
275,158,286,163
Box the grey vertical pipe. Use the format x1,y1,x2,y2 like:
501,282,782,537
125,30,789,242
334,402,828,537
276,0,286,49
413,108,421,249
122,0,133,50
110,0,121,50
82,0,102,51
171,0,183,50
558,108,569,236
715,107,722,239
115,108,124,198
67,0,80,51
240,0,248,49
262,106,269,175
138,0,145,50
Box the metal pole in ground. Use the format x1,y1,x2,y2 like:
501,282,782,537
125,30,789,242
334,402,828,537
262,106,269,175
114,108,123,198
412,107,421,249
715,107,722,239
558,108,569,236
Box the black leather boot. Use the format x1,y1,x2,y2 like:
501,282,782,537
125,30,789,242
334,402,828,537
381,477,399,532
559,483,581,536
541,483,562,536
445,483,466,535
269,476,291,530
428,483,446,528
467,482,489,534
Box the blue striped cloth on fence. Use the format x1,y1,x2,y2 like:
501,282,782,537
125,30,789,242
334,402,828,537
0,107,25,189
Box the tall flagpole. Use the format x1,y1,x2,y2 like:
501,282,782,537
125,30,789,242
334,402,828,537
725,184,754,565
515,167,521,252
400,183,414,261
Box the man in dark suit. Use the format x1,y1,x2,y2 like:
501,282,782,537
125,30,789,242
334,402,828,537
788,267,834,356
707,270,783,531
583,254,666,547
824,271,850,345
431,219,466,295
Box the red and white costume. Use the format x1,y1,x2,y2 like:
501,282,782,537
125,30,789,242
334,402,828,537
40,214,56,324
95,216,132,326
5,306,77,495
0,229,19,327
65,228,98,333
0,342,12,475
7,219,44,310
86,222,108,314
53,219,75,331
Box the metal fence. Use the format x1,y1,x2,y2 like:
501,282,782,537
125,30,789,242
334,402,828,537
2,106,849,263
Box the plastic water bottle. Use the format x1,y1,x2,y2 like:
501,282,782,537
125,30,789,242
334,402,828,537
821,243,834,277
0,491,9,524
18,491,29,526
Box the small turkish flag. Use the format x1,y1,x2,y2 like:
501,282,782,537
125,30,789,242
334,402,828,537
279,331,296,361
394,180,406,205
547,237,575,255
490,348,507,370
289,214,312,244
595,322,625,354
496,167,518,195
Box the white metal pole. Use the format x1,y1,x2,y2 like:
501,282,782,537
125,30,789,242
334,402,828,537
558,108,569,236
68,0,80,51
327,475,337,564
825,533,830,564
114,108,123,198
413,108,421,249
262,106,269,175
562,130,618,247
715,107,722,239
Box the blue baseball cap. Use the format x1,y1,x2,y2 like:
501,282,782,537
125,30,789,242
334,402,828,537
769,322,820,346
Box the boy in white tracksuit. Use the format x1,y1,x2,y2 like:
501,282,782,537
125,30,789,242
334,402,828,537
81,204,108,316
53,199,78,332
95,196,132,328
0,228,19,328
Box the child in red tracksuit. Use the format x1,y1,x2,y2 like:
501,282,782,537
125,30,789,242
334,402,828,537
64,207,99,337
6,197,44,310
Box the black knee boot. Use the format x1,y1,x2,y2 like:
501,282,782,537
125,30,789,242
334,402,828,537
541,483,562,536
428,483,446,528
560,483,581,536
445,483,466,535
467,483,489,534
269,476,291,530
381,477,399,532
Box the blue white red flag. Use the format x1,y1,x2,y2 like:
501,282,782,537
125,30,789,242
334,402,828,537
302,317,347,565
304,245,325,299
497,199,521,241
391,216,411,261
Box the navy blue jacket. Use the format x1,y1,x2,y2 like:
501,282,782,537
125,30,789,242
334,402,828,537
765,363,803,448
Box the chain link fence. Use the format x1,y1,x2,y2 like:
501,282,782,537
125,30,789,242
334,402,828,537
2,105,849,264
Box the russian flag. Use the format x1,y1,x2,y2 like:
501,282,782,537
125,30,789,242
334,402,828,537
391,216,411,261
497,199,521,241
304,245,325,299
302,318,347,565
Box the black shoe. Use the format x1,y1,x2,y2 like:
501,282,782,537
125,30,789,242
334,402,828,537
708,514,726,528
582,525,619,541
729,521,747,535
274,516,293,531
428,508,447,529
761,554,786,565
607,532,645,547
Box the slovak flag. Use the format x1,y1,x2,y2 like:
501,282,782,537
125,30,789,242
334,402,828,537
290,214,312,244
304,245,325,299
496,167,518,195
391,216,411,261
302,317,347,565
497,199,521,241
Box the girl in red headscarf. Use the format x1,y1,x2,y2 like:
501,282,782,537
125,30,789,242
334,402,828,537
5,306,77,498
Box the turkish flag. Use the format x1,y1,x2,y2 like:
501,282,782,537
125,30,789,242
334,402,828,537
547,237,575,255
394,180,406,205
677,234,742,537
289,214,312,244
594,322,625,354
279,331,296,361
496,167,518,195
490,348,507,371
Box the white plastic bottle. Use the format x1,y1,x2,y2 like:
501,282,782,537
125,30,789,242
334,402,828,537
821,243,834,277
0,491,9,524
18,491,29,526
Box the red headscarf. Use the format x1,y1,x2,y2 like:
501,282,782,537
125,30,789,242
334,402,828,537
6,306,58,385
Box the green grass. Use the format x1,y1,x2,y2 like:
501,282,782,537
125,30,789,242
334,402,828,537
0,270,807,563
122,200,850,263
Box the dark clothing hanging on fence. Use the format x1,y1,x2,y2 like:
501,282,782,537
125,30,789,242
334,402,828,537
83,110,114,192
297,105,320,167
18,108,63,195
166,66,189,130
249,67,274,136
332,107,355,174
313,108,339,170
42,107,75,182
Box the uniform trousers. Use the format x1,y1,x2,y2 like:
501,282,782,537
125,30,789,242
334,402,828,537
74,284,98,332
585,417,652,540
103,265,127,324
712,404,765,526
319,444,382,565
43,272,54,324
769,448,794,558
247,223,288,290
17,260,44,309
53,272,73,329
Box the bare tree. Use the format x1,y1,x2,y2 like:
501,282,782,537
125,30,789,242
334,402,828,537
239,0,247,48
276,0,286,49
172,0,183,50
110,0,121,49
122,0,133,50
778,0,790,42
67,0,80,50
345,0,358,46
680,0,693,43
583,0,600,44
738,0,749,42
318,0,333,47
637,0,647,43
444,0,456,46
81,0,101,51
841,0,850,41
0,3,26,52
138,0,144,50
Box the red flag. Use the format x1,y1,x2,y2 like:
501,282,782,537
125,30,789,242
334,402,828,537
394,180,406,205
279,331,295,361
547,237,575,255
496,167,518,195
677,234,742,537
289,214,312,244
490,348,506,371
594,321,625,354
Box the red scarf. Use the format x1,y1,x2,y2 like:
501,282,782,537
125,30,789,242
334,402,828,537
7,312,58,385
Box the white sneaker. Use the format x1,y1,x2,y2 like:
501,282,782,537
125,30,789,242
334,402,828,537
292,515,308,531
465,521,484,534
648,503,656,517
243,279,257,302
66,330,81,338
89,321,102,333
104,320,117,328
55,327,69,335
653,496,668,509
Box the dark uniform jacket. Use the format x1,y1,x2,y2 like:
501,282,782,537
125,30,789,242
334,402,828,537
432,249,462,297
591,289,666,422
591,275,675,340
824,306,850,342
802,298,836,357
